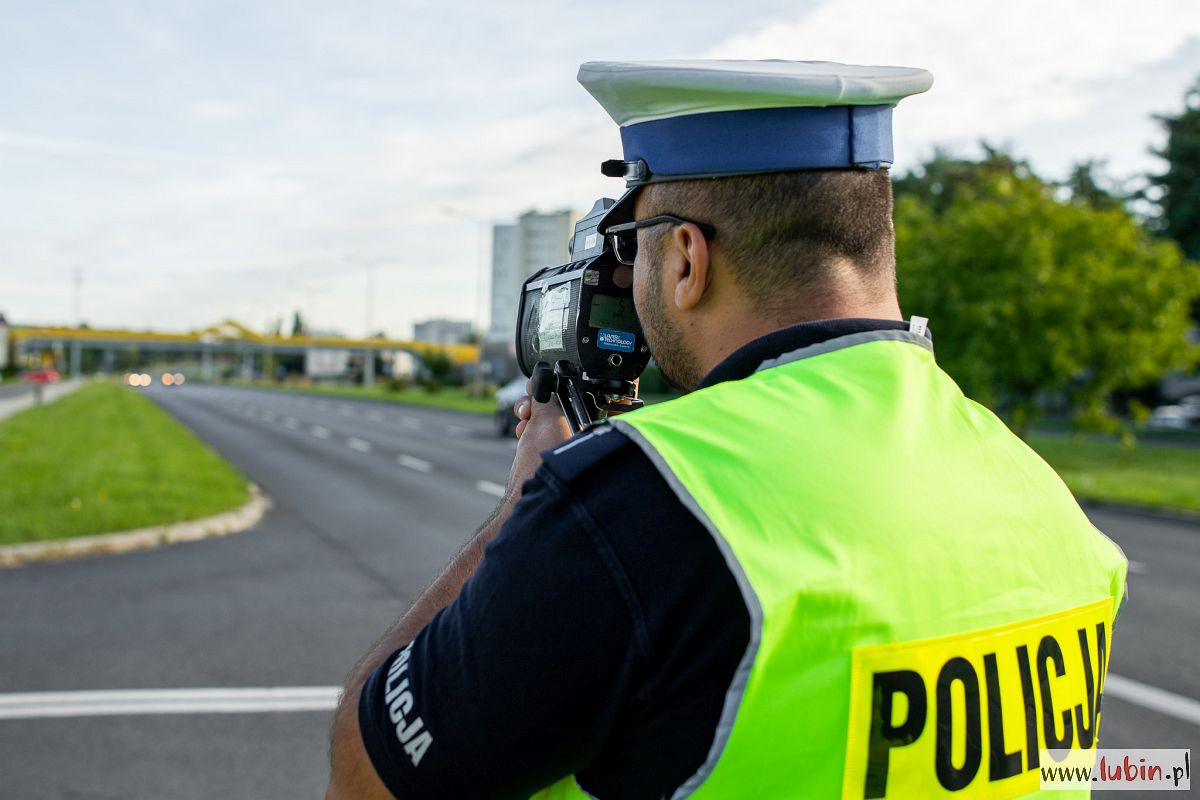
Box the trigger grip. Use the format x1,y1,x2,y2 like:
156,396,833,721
531,362,556,404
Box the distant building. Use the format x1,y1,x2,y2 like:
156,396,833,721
413,318,473,345
485,209,574,379
304,328,350,379
305,348,350,379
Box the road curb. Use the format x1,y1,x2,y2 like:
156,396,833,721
1081,500,1200,528
0,485,272,567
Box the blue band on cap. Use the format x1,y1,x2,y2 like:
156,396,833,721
619,104,893,182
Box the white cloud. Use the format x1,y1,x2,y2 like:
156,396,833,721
186,102,249,122
3,1,1198,338
707,0,1200,169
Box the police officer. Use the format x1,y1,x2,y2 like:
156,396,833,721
326,60,1128,800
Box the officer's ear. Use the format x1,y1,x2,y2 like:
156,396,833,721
666,223,711,312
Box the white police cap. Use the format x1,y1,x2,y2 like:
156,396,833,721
577,59,933,232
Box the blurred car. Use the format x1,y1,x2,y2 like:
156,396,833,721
21,368,60,384
1147,396,1200,430
494,376,528,437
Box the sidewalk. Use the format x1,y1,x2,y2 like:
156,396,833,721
0,380,86,423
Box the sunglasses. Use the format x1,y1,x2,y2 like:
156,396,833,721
606,215,717,266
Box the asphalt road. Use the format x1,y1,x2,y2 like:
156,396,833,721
0,383,1195,798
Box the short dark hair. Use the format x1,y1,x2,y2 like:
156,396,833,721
641,169,896,314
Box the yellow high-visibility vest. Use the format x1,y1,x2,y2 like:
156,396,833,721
536,330,1127,799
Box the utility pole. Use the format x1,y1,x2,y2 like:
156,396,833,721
442,207,490,395
365,263,376,339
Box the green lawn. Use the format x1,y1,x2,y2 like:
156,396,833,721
1028,434,1200,514
229,380,495,415
0,382,250,545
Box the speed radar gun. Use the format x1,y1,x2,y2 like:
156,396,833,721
515,198,651,433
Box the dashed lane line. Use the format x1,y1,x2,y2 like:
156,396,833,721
445,425,471,438
401,417,422,430
475,480,506,498
311,425,330,439
347,437,373,453
283,417,300,430
0,687,339,720
398,455,433,473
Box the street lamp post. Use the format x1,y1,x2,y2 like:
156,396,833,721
344,255,389,388
442,207,490,397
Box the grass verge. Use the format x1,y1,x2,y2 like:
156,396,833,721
228,380,495,415
0,382,250,545
1028,434,1200,514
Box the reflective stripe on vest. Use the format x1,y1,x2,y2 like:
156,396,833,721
532,331,1127,800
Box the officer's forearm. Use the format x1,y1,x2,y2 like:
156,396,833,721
333,493,518,716
326,494,519,798
378,496,512,666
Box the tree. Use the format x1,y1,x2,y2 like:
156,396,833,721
419,348,455,392
892,144,1029,215
1061,160,1129,213
1147,77,1200,260
895,156,1200,435
291,310,306,337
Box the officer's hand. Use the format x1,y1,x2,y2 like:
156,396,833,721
506,380,571,495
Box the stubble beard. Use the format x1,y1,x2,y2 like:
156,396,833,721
640,259,702,392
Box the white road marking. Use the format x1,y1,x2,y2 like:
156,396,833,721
0,687,339,720
1126,560,1147,574
1104,674,1200,727
401,417,422,430
397,455,433,473
475,480,506,498
398,453,432,472
283,417,299,430
445,425,471,438
1,674,1195,726
347,437,372,453
367,410,384,421
311,426,330,439
338,406,354,417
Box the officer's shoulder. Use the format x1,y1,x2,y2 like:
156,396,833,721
540,423,638,487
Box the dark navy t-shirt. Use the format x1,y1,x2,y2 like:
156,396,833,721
358,319,914,799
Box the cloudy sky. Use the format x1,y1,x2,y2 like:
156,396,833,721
2,0,1198,338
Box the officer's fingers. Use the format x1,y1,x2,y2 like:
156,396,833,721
514,418,528,438
525,392,571,444
513,396,531,421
